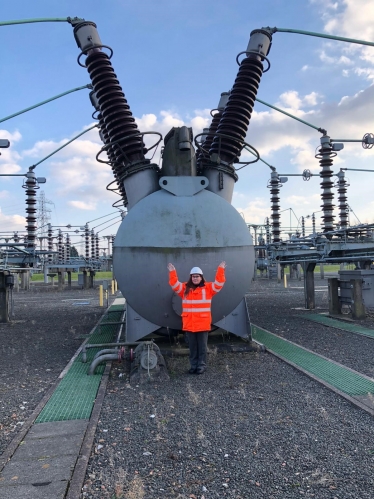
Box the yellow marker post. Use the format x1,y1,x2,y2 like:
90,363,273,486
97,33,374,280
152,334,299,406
111,279,115,295
284,273,288,288
114,279,118,292
99,285,103,306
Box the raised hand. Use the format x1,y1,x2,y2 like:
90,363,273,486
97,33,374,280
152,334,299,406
218,261,226,269
167,263,175,271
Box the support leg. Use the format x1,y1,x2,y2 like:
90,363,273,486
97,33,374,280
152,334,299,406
351,279,366,319
328,277,340,315
303,262,316,309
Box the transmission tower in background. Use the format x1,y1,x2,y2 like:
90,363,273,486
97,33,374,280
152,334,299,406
37,190,54,249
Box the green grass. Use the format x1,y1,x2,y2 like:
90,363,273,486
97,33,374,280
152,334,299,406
31,271,114,282
256,263,356,276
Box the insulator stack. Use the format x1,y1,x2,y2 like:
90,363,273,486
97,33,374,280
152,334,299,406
90,89,126,204
336,170,349,228
98,112,127,205
47,224,53,263
74,22,159,209
95,233,100,261
301,216,305,237
91,229,96,259
210,57,264,169
85,225,90,260
265,217,271,244
268,172,281,243
58,230,63,263
111,235,115,256
197,92,230,172
317,136,335,235
312,213,316,234
86,51,145,167
24,169,38,249
66,234,71,262
258,234,265,258
13,232,20,243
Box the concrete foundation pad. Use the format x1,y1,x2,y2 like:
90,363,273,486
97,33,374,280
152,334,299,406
11,433,85,461
27,419,88,439
0,481,68,499
0,453,77,484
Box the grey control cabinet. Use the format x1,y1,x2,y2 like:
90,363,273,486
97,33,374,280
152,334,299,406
339,270,374,308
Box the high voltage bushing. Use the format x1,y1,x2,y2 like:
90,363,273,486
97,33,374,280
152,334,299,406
58,229,63,263
85,224,90,260
66,234,71,262
301,216,305,237
336,170,349,229
23,169,38,249
74,21,160,209
210,29,272,168
268,171,282,243
47,224,53,263
317,135,336,235
91,91,127,206
265,217,271,244
91,228,95,259
95,233,99,260
312,213,316,234
74,23,146,166
196,92,230,173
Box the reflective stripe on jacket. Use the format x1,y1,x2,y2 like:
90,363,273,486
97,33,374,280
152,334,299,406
169,267,225,332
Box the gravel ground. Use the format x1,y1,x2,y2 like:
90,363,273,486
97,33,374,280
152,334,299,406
82,277,374,499
249,277,374,379
0,285,104,455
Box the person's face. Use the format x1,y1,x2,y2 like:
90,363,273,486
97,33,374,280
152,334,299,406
191,274,202,283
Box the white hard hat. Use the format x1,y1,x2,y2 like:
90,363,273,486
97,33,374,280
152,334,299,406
190,267,203,275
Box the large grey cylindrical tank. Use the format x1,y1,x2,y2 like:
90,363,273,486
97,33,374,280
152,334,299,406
113,176,254,331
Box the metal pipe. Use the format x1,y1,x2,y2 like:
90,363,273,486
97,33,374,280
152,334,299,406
267,26,374,48
255,97,324,133
0,85,92,124
0,17,73,27
31,124,99,168
88,353,119,375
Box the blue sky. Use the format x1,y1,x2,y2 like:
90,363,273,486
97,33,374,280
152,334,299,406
1,0,374,253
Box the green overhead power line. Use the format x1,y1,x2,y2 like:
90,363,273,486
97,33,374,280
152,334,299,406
0,85,92,124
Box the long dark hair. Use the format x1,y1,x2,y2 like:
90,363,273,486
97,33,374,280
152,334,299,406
184,275,206,297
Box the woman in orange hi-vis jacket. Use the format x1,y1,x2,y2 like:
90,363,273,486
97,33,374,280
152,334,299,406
167,262,226,374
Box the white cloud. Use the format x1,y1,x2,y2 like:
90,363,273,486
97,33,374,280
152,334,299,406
233,197,271,224
312,0,374,76
0,208,25,231
0,129,23,175
68,200,97,210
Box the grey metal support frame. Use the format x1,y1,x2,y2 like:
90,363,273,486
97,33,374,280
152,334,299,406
213,297,252,340
303,262,316,309
0,272,10,323
350,279,366,319
328,277,340,315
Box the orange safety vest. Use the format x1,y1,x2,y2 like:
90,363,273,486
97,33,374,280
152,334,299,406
169,267,225,332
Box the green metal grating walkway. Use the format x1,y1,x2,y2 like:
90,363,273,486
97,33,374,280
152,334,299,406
35,304,124,423
252,324,374,415
300,313,374,339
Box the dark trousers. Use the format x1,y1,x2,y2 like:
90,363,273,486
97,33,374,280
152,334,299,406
185,331,209,369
